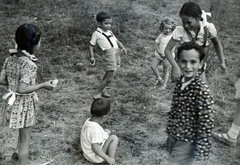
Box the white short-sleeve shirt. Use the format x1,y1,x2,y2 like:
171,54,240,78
90,27,118,51
172,21,217,46
155,33,174,58
81,118,109,163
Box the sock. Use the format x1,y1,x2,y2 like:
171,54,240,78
228,122,240,139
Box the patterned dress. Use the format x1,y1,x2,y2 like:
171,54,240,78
1,55,37,129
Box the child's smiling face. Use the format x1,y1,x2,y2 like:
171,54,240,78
178,48,202,82
181,15,200,31
163,24,172,35
99,18,112,32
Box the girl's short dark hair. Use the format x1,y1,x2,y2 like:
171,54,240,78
159,18,176,32
91,98,111,117
177,42,205,61
15,23,42,54
179,2,202,20
96,12,111,23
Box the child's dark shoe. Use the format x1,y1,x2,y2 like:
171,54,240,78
11,152,18,161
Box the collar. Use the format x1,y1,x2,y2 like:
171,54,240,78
180,76,197,90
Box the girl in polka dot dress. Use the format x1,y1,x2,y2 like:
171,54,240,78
166,42,214,165
0,24,57,165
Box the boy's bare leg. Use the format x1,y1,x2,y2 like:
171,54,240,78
94,71,114,98
102,135,119,158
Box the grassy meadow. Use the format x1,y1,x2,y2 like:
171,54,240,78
0,0,240,164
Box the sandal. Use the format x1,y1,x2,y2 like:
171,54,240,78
156,79,163,86
160,85,166,90
93,93,102,99
212,132,237,147
102,91,111,98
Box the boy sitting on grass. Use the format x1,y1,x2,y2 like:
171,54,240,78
81,98,118,165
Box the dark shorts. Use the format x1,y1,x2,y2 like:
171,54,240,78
167,135,196,165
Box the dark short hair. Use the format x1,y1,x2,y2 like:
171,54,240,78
15,23,42,54
179,2,202,19
96,12,111,23
177,42,205,61
91,98,111,117
159,18,176,32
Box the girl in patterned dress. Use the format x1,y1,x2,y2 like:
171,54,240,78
0,24,57,165
166,42,214,165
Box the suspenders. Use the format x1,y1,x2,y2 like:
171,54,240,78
96,30,114,47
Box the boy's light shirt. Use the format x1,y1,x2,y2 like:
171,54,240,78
90,27,118,51
81,118,109,154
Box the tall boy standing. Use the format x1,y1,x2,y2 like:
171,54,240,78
89,11,127,99
166,42,215,165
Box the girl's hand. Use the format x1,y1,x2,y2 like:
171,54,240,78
171,66,181,82
121,48,127,55
90,57,95,65
43,80,57,90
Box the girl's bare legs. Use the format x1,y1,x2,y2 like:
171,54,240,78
18,127,32,165
151,58,162,84
102,135,119,158
94,71,114,98
162,60,170,88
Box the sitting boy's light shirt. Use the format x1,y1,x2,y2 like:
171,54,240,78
81,118,109,163
90,27,118,51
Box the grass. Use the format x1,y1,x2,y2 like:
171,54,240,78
0,0,240,165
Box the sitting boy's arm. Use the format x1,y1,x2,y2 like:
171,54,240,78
92,143,115,165
116,40,127,55
89,44,96,65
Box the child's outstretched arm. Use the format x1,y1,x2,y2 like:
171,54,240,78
211,37,227,72
92,143,115,165
18,80,55,94
165,38,181,80
89,44,96,65
116,40,127,55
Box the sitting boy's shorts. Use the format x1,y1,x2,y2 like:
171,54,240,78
102,48,118,71
235,78,240,99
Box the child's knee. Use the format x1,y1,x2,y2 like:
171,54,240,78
109,135,118,142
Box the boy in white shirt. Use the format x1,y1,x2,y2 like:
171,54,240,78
89,11,127,99
81,98,118,165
